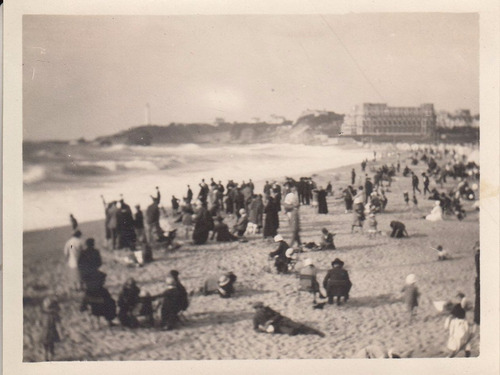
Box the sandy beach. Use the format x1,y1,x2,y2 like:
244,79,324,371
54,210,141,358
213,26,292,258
22,149,480,361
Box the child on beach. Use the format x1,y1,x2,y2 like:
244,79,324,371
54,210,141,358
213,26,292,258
444,303,472,357
367,213,378,238
319,228,336,250
434,245,449,261
401,274,420,323
40,296,63,361
403,192,409,206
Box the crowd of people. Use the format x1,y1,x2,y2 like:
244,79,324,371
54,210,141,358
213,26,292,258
42,145,480,360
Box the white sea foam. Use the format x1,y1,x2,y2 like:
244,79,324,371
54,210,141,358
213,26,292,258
23,143,372,231
23,165,47,184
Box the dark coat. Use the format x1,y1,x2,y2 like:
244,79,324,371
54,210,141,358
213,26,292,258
263,197,279,238
317,189,328,214
323,267,352,298
192,206,213,245
212,221,236,242
160,287,183,329
78,247,102,284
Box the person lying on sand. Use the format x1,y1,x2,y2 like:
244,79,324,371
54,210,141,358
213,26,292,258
201,272,238,298
252,302,325,337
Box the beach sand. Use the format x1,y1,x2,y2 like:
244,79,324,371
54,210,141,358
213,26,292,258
23,150,480,361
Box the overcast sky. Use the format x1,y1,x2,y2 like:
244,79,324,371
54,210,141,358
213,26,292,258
23,13,479,141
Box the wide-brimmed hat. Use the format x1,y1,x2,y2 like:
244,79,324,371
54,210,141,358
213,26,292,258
274,234,283,242
218,275,230,287
331,258,344,267
405,274,417,285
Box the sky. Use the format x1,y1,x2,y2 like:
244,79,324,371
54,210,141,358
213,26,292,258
23,13,479,141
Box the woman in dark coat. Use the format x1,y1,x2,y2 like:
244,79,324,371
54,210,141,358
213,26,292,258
192,203,213,245
323,258,352,305
117,278,141,328
343,187,354,212
263,195,280,238
160,276,183,330
317,187,328,214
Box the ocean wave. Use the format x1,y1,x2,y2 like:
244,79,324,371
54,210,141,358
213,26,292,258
23,165,47,184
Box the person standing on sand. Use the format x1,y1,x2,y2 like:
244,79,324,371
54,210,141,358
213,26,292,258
401,274,419,323
186,185,193,204
473,241,480,326
263,193,280,238
411,172,421,195
133,205,146,244
444,304,472,357
284,186,301,247
40,296,64,361
78,238,102,286
351,168,356,185
64,230,84,291
317,186,328,214
145,187,161,244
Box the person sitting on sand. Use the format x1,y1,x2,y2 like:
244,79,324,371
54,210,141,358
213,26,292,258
170,270,189,314
252,302,325,337
319,228,336,250
269,235,291,274
117,278,141,328
192,200,214,245
211,216,238,242
232,208,249,238
80,270,117,327
425,201,443,222
434,245,449,261
401,274,419,323
63,230,85,291
201,272,238,298
69,214,78,231
353,345,401,359
40,296,64,361
323,258,352,305
390,221,408,238
160,276,184,331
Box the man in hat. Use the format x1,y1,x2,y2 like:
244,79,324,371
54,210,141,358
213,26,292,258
252,302,325,337
269,235,291,274
323,258,352,305
64,230,85,291
78,238,103,288
146,187,161,244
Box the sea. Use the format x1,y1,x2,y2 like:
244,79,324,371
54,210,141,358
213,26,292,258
23,142,374,231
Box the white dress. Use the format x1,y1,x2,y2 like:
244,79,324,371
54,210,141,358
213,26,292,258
426,205,443,222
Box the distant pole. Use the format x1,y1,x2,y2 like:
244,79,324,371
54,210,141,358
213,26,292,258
145,103,151,125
